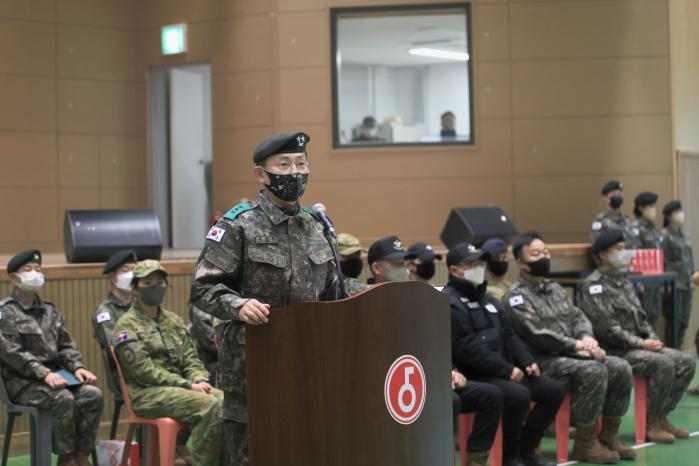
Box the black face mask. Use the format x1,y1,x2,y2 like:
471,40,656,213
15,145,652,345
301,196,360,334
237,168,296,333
139,285,166,306
609,195,624,209
487,260,509,277
263,169,309,202
415,262,436,280
340,258,363,279
525,258,550,277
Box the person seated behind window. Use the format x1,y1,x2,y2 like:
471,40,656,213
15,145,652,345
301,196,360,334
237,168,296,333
0,250,103,466
353,116,383,142
441,111,457,138
113,260,223,466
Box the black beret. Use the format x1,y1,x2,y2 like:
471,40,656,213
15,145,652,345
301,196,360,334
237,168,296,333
253,132,310,164
662,200,682,216
601,180,623,195
447,243,490,267
7,249,42,274
102,249,137,275
591,229,625,255
634,191,657,207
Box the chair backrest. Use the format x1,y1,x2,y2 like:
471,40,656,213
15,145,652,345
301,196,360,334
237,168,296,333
101,348,123,398
109,347,136,416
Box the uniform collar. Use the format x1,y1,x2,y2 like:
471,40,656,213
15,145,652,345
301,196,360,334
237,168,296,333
256,190,300,226
107,292,132,309
519,276,552,294
447,277,487,301
10,288,43,311
596,267,624,284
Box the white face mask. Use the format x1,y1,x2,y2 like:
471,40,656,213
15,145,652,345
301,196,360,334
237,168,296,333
115,271,134,292
671,211,685,226
608,250,632,272
17,270,45,293
462,265,486,286
642,207,657,221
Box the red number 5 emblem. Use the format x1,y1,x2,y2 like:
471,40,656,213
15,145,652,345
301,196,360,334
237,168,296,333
384,355,427,425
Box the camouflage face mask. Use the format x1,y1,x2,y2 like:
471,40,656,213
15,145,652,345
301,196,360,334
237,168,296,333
262,169,309,202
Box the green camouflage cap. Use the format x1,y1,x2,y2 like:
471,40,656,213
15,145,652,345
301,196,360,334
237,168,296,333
133,259,169,279
337,233,364,256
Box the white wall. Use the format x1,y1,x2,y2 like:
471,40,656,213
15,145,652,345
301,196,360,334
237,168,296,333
670,0,699,151
425,63,471,136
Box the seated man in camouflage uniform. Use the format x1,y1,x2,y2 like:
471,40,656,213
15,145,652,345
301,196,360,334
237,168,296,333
578,229,696,443
113,260,223,466
503,235,633,464
0,250,103,466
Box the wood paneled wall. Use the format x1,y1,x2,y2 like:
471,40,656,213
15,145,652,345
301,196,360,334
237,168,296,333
0,0,146,255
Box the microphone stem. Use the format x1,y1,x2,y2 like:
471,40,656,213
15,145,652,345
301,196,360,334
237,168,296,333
323,229,346,299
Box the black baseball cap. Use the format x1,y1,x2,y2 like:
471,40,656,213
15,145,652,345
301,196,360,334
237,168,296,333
447,243,490,267
367,236,416,264
407,242,442,261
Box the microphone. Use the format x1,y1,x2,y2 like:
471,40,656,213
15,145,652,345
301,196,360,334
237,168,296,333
312,203,336,237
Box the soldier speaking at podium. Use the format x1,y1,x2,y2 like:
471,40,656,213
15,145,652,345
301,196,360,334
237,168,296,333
190,131,366,465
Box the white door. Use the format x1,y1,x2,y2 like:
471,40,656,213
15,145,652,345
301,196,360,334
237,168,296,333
168,65,213,249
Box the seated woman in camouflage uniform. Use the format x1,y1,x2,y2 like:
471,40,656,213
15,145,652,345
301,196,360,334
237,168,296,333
113,260,223,466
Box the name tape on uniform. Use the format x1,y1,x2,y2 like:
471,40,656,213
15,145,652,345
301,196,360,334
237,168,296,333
96,311,111,324
509,295,524,307
206,226,225,242
589,284,604,295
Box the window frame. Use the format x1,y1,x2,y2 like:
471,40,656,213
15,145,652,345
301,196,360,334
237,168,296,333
330,2,475,150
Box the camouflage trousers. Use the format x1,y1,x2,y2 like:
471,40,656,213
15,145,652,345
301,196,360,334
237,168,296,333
15,383,103,455
222,420,248,466
538,355,632,425
612,347,695,416
131,386,223,466
639,283,663,327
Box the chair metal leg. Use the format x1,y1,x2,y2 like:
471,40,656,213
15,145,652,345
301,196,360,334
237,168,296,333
2,413,17,466
110,400,123,440
91,448,98,466
31,410,53,466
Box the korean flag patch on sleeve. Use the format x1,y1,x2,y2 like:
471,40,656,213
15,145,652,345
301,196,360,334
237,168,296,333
509,295,524,307
206,226,225,242
96,311,111,324
589,284,603,295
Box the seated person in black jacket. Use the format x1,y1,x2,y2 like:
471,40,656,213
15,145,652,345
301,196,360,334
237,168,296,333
446,243,564,466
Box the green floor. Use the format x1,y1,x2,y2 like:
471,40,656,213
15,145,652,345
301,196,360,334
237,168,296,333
5,364,699,466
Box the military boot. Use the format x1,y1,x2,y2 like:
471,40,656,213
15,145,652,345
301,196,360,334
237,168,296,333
57,453,78,466
659,413,689,439
687,385,699,395
646,414,675,443
465,450,489,466
570,423,620,464
73,450,92,466
598,416,635,460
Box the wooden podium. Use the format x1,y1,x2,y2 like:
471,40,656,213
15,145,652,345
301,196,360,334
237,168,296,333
246,281,452,466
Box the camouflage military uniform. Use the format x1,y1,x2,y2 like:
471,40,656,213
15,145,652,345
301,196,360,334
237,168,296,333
190,190,367,465
486,279,511,301
0,290,103,455
503,278,632,425
661,224,695,347
631,216,664,325
591,210,640,248
577,269,695,417
92,293,131,350
189,305,218,382
113,304,223,466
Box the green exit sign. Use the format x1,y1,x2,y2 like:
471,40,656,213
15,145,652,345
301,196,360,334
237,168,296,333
161,24,187,55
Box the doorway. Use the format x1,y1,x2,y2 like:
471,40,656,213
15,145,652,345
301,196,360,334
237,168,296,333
149,63,213,250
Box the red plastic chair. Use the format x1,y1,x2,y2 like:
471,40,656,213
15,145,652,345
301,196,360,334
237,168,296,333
632,376,647,444
110,347,186,466
457,413,503,466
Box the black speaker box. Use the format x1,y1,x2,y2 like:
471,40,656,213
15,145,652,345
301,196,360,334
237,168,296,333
440,207,518,249
64,209,163,263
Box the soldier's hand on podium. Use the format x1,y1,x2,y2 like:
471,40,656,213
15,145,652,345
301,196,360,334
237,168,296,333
451,370,466,389
240,299,270,325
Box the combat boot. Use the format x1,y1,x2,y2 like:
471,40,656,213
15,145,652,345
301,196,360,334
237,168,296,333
687,385,699,395
598,416,635,460
646,414,675,443
57,453,78,466
570,423,620,464
73,449,92,466
465,450,489,466
658,413,689,439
